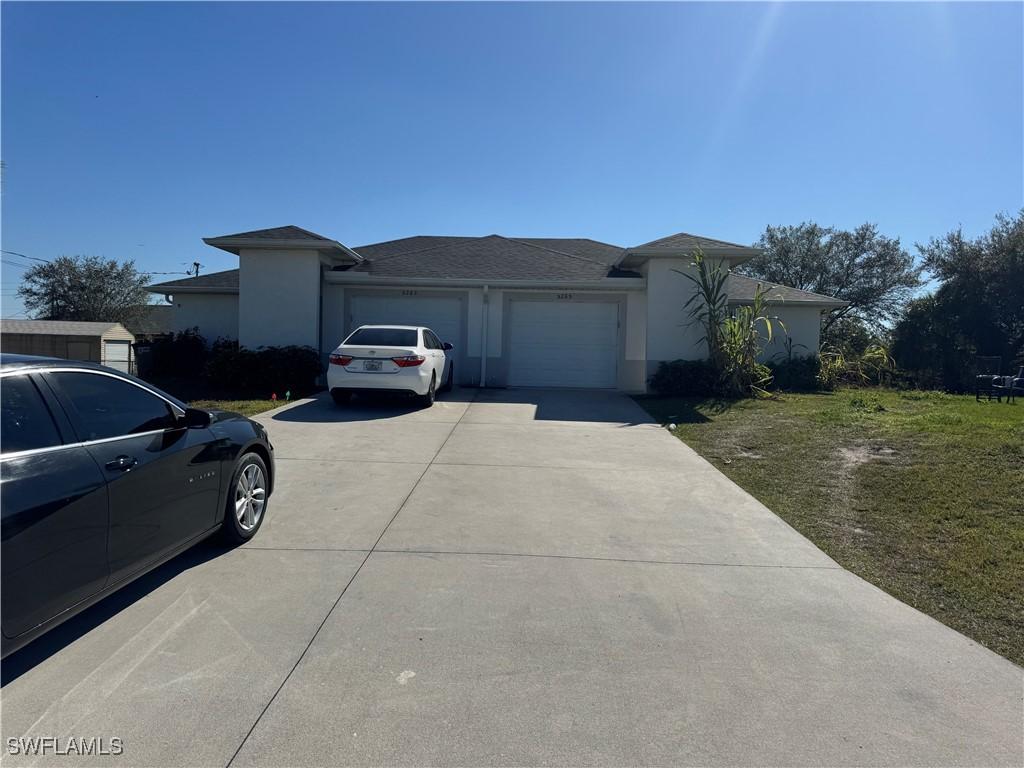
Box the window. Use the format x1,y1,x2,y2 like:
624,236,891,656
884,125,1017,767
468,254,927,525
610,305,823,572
345,328,418,347
1,375,63,454
423,331,440,350
48,372,176,442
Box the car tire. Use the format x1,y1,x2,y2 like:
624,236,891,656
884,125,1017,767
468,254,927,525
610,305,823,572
419,373,436,407
222,452,270,544
440,363,454,393
331,389,351,406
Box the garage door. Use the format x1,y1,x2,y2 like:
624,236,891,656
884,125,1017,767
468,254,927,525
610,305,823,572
348,294,463,350
103,340,131,372
508,300,618,388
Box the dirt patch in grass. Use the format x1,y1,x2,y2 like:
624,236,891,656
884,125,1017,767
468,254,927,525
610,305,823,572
637,389,1024,666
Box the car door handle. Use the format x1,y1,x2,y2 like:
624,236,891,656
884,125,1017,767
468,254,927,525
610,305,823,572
105,455,138,472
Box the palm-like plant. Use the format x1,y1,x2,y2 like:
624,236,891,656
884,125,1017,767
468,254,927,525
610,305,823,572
678,250,730,373
678,249,782,397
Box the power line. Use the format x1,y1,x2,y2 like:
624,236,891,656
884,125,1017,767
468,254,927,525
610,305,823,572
1,251,196,277
1,259,31,270
1,249,50,263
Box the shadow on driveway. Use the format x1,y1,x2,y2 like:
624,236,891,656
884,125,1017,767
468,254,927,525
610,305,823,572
270,390,475,423
632,395,743,425
273,387,657,426
1,540,233,687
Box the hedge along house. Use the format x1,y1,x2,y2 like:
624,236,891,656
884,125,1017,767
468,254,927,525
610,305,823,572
146,226,847,392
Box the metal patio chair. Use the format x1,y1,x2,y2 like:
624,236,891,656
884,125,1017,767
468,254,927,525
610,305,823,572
975,356,1003,401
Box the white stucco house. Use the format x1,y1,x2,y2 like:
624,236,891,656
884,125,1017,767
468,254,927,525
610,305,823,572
146,226,846,392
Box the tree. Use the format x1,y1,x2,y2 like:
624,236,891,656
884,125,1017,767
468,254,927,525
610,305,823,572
742,222,922,334
17,255,150,328
821,315,878,356
891,211,1024,389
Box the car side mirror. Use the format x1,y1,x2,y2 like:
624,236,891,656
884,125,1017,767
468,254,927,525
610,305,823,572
442,342,454,351
180,407,212,429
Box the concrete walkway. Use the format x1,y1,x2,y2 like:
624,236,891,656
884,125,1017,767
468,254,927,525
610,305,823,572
2,389,1021,767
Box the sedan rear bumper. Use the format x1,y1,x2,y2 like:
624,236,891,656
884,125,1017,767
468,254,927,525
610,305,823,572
326,367,432,395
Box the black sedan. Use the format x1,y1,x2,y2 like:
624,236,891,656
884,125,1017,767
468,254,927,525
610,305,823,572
0,354,274,658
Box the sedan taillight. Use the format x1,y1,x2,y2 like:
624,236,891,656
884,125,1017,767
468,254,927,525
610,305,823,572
329,353,353,366
392,355,426,367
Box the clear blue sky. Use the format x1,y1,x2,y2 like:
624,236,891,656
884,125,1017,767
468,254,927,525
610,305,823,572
2,2,1021,316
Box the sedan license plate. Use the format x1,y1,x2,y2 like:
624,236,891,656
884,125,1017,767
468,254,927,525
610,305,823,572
363,359,382,371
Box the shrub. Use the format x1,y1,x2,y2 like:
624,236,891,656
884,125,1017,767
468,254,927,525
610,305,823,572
818,344,895,390
205,344,321,398
148,328,209,377
649,359,720,397
848,394,885,413
768,355,822,392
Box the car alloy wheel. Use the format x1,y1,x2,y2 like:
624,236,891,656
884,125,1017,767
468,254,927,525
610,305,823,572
235,463,266,532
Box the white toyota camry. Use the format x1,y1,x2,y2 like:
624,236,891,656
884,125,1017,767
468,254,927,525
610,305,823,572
327,325,454,407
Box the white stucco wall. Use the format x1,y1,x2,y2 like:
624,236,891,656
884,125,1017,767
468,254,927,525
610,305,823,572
759,304,824,362
321,283,346,352
486,289,503,357
167,249,824,389
239,249,322,349
464,287,506,360
625,291,647,366
171,294,239,342
644,258,712,367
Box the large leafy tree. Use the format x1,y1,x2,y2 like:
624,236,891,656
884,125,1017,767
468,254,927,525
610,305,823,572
742,222,922,334
891,211,1024,388
17,255,150,328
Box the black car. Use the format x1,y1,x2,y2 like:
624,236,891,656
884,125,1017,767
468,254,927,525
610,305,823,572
0,354,273,658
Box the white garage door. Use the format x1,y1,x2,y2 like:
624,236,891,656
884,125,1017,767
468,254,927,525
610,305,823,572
508,300,618,388
348,294,462,349
103,340,131,372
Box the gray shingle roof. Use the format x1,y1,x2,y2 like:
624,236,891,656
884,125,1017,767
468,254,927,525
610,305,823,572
148,269,239,291
726,274,848,306
124,305,174,336
512,238,625,266
347,235,618,280
0,319,122,336
634,232,757,252
213,225,331,241
352,236,478,260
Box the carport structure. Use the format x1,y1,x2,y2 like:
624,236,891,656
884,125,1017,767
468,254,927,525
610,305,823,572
2,389,1020,767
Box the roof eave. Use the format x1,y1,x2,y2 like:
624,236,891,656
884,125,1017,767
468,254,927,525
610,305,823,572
727,297,849,308
620,246,762,268
324,273,647,290
144,285,239,295
202,236,363,262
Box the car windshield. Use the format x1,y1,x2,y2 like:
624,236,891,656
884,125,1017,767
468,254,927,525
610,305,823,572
345,328,418,347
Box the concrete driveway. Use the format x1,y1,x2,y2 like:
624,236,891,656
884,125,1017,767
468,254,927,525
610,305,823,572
2,389,1021,767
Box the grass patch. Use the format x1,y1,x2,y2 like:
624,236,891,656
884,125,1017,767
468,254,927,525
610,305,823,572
140,374,311,417
635,389,1024,666
189,399,280,418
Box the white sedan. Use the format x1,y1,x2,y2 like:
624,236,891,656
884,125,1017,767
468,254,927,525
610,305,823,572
327,325,454,407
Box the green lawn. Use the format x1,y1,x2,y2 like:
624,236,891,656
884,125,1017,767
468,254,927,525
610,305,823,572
635,389,1024,666
189,399,280,417
139,374,301,417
